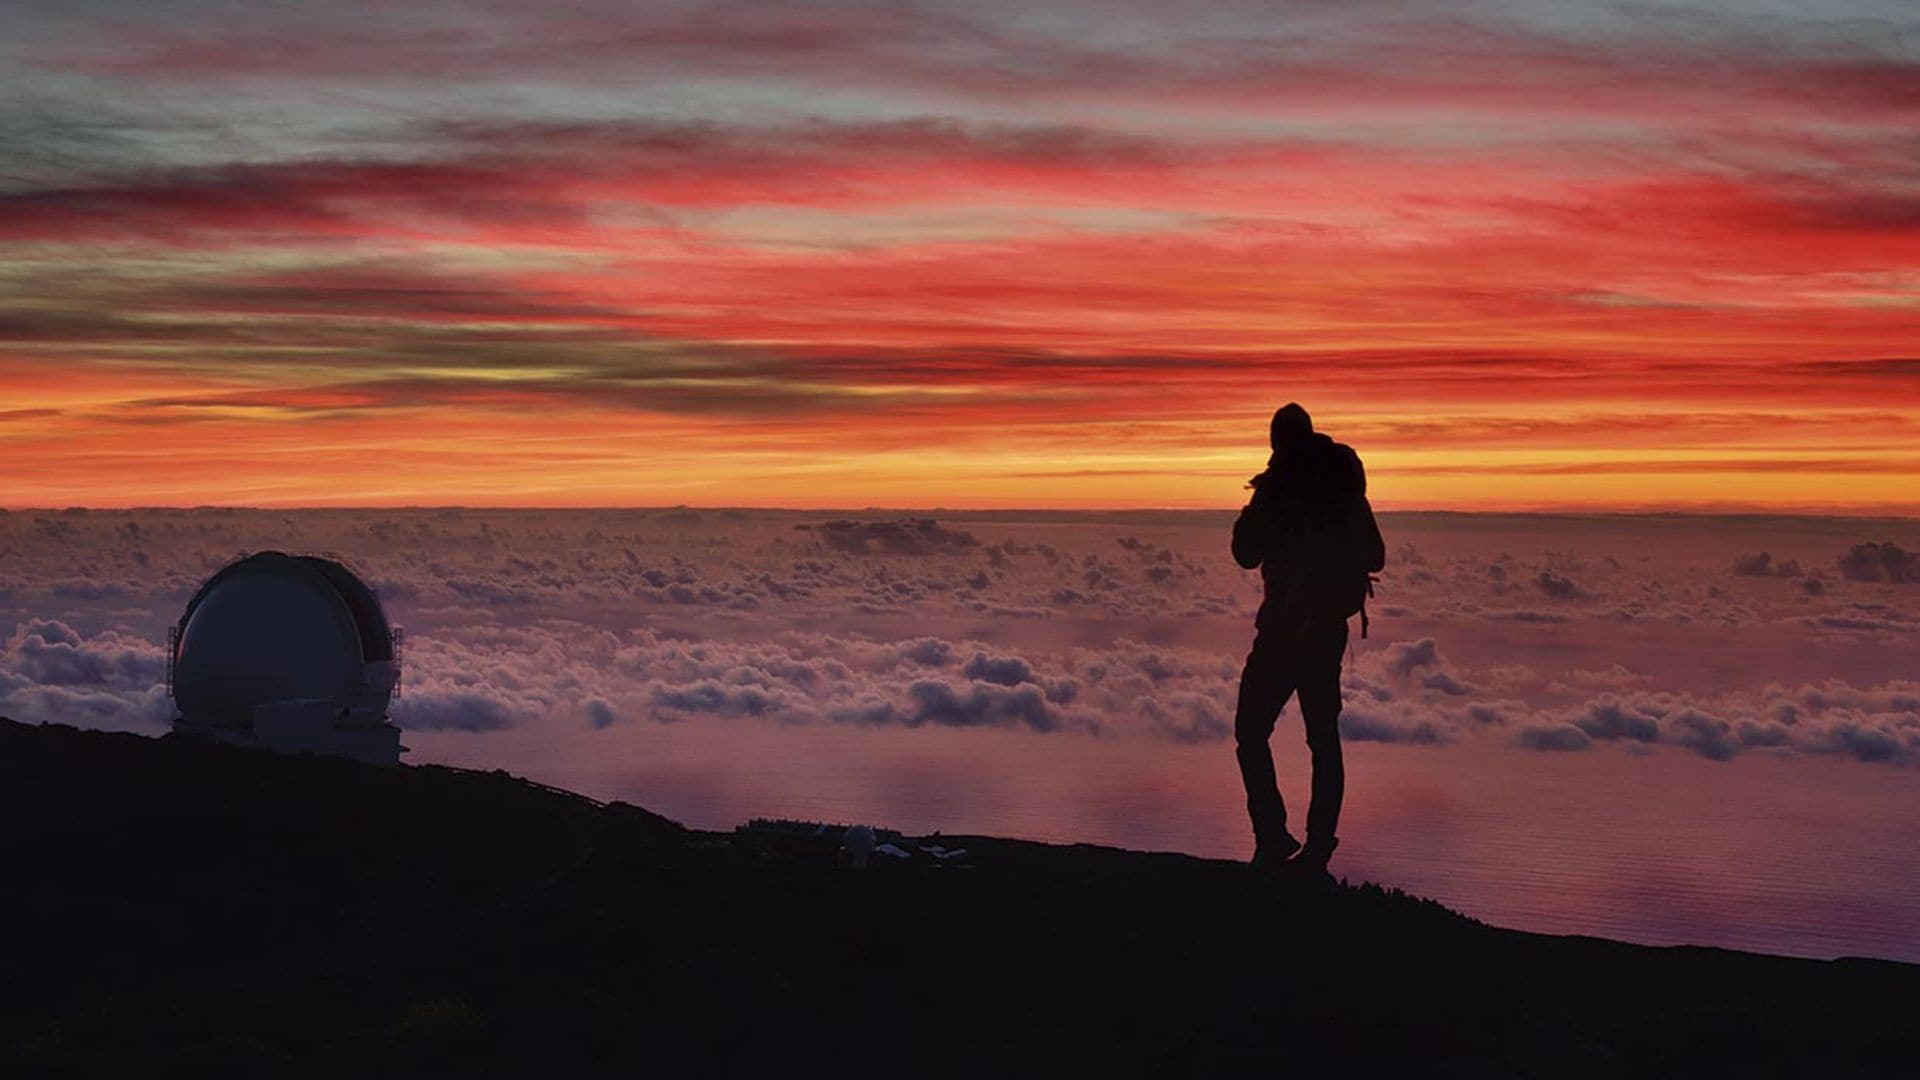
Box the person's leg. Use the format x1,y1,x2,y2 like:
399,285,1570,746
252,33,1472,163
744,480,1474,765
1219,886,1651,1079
1296,619,1351,854
1233,632,1299,853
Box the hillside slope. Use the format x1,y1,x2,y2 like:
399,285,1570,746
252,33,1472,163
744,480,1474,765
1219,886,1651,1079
2,718,1913,1077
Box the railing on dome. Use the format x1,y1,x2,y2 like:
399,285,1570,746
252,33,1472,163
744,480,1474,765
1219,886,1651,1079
165,624,178,699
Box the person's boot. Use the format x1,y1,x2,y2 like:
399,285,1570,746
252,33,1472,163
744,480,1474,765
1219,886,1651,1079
1249,831,1301,871
1288,835,1338,876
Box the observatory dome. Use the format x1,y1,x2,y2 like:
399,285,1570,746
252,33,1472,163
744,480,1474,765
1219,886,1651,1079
170,552,403,764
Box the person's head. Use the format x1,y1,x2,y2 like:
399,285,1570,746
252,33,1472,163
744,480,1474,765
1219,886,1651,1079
1269,402,1313,454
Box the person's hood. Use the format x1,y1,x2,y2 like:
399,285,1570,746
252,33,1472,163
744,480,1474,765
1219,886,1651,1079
1270,402,1314,451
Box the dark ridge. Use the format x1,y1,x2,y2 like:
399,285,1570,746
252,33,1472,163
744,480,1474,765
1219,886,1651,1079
2,718,1913,1077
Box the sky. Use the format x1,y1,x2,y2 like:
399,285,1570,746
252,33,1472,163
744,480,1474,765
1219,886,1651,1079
2,0,1918,510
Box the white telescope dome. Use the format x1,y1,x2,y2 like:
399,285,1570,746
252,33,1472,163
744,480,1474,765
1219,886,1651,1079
170,552,403,765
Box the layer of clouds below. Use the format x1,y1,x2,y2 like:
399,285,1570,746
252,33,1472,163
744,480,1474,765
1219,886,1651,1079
0,617,170,732
0,509,1915,766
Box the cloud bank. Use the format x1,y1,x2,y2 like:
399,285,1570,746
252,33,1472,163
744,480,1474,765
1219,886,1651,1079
2,509,1914,769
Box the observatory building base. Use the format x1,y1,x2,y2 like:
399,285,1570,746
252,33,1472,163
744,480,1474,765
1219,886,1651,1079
174,699,405,768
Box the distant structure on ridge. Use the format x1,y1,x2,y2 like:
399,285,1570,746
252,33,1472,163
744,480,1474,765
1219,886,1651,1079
168,552,405,766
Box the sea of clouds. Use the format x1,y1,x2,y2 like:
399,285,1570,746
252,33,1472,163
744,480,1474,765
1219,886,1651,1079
2,507,1916,770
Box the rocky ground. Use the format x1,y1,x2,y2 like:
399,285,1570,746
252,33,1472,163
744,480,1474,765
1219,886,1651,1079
2,717,1914,1078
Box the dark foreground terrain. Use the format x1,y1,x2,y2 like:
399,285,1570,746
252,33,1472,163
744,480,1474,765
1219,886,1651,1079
2,719,1914,1078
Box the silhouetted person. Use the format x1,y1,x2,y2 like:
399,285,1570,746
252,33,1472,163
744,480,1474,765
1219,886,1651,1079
1231,403,1384,874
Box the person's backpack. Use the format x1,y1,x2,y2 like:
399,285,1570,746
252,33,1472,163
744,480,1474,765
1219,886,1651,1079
1295,446,1386,635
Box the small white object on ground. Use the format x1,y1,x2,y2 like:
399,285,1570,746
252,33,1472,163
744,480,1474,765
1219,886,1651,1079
840,824,876,868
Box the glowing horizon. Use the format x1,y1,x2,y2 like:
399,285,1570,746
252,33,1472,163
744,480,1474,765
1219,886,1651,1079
3,1,1917,511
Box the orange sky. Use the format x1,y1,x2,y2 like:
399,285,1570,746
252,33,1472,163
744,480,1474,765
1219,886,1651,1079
2,2,1917,511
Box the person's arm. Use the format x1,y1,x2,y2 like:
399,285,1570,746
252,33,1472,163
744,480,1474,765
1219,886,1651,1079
1232,497,1271,569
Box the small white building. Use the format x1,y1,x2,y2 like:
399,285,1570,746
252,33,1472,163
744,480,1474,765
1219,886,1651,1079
169,551,405,766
